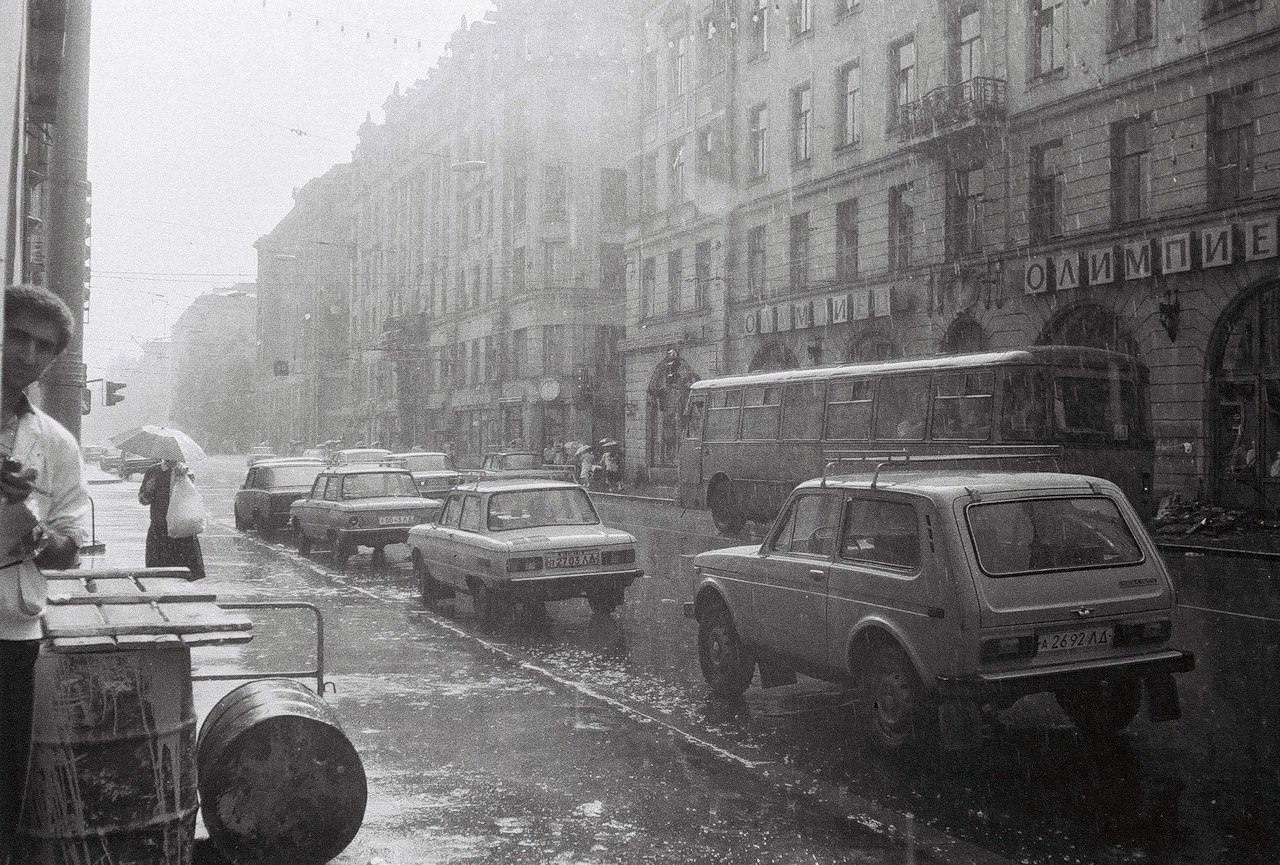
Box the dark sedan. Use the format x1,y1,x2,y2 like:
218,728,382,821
233,458,325,538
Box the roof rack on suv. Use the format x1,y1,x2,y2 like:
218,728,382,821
820,445,1063,490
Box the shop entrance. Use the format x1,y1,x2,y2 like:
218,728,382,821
1209,280,1280,513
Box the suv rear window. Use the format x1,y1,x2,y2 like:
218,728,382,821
967,496,1143,576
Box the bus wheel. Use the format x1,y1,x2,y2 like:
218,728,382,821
709,480,745,536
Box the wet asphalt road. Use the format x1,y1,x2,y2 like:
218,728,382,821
82,457,1279,864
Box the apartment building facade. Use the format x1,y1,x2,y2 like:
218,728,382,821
620,0,1279,506
255,164,355,451
346,2,633,457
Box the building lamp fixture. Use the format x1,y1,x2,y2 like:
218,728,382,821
1159,287,1181,342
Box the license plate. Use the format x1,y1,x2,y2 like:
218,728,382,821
1037,626,1113,652
545,550,601,569
378,514,414,526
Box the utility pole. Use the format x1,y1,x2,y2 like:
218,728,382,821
43,0,91,439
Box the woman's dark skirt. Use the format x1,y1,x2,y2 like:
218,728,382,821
145,524,206,579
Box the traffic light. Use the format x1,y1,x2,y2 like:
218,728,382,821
573,367,592,402
104,381,126,406
81,388,92,416
663,350,680,388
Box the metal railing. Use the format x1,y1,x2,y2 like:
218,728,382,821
894,76,1007,141
192,601,330,695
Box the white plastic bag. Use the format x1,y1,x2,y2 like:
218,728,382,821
167,472,207,538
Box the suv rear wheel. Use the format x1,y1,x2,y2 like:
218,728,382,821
864,645,936,753
698,603,755,698
1055,680,1141,736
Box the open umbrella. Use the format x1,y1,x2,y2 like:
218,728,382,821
109,425,207,463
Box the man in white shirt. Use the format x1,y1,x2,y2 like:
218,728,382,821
1,283,91,858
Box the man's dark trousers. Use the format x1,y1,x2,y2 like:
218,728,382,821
0,639,39,861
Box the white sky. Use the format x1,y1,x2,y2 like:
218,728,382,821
84,0,492,373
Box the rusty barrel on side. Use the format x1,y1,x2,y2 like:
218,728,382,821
17,644,198,864
196,678,366,865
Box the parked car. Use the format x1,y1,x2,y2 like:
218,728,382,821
686,470,1195,752
246,446,276,468
233,458,325,538
330,448,392,467
463,451,577,484
301,448,327,460
289,466,443,567
386,452,461,499
406,478,641,624
101,449,159,480
81,445,106,463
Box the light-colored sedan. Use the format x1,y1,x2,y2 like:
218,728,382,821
289,466,443,567
406,479,642,624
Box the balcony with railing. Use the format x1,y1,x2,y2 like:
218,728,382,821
894,77,1007,147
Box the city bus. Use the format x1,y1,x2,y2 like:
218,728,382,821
677,346,1154,534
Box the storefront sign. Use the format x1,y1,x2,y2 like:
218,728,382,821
1023,213,1277,294
740,286,893,334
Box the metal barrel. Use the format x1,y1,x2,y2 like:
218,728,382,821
17,645,198,865
196,678,366,865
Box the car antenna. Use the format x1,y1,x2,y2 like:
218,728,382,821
822,461,835,488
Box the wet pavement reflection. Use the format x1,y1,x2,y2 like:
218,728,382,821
85,457,1280,863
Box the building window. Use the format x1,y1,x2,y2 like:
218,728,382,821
601,168,626,225
957,9,982,82
667,248,683,313
642,152,658,217
1031,140,1066,243
791,83,813,164
510,328,528,378
749,104,769,178
837,61,862,148
888,184,913,271
1109,0,1152,48
669,141,687,204
838,0,862,14
1208,84,1254,206
1112,115,1151,224
1204,0,1252,15
669,35,687,97
948,166,984,258
512,246,527,294
1033,0,1065,77
544,164,567,220
486,258,496,300
512,171,527,227
790,0,813,39
484,335,498,382
836,198,858,281
640,256,656,318
642,50,658,111
544,242,567,288
750,0,769,56
789,212,810,292
747,225,767,298
696,126,719,180
891,37,917,127
695,240,712,310
601,243,625,294
697,13,724,83
542,324,565,374
471,263,482,307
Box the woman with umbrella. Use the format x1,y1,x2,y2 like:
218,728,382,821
113,426,207,579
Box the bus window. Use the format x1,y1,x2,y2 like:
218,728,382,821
932,372,993,441
1054,375,1133,440
1001,369,1049,441
874,375,930,440
683,396,706,439
705,389,743,441
825,380,873,440
741,387,781,440
782,382,824,440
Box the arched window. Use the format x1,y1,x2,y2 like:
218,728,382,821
846,333,896,363
747,343,799,372
942,316,986,354
1037,303,1137,357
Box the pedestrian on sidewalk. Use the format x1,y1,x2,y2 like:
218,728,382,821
138,460,206,579
1,284,91,861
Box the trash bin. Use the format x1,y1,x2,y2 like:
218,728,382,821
16,644,198,865
197,678,366,865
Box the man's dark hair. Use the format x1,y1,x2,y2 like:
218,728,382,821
4,283,76,351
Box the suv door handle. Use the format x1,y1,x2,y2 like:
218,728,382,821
808,568,825,579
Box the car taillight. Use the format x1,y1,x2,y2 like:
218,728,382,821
980,635,1038,664
1114,619,1171,647
602,548,636,566
507,556,543,573
347,516,361,528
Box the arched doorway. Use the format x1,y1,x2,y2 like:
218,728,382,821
846,333,896,363
942,315,987,354
646,353,698,467
747,343,799,372
1208,279,1280,513
1037,302,1138,357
